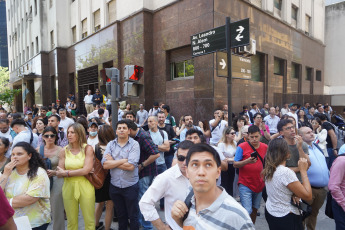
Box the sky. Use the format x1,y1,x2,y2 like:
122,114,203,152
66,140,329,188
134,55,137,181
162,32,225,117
325,0,344,5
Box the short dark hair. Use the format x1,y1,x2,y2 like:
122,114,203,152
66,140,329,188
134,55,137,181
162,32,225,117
11,118,26,128
162,105,170,113
115,120,129,130
186,144,221,167
125,110,136,118
277,119,293,132
177,140,194,151
253,113,262,119
125,119,138,131
59,108,67,113
98,108,104,115
186,128,203,138
12,113,21,119
42,126,59,145
251,103,257,107
248,125,261,134
242,105,248,110
318,114,328,121
157,111,165,116
41,106,48,111
49,114,61,122
0,137,10,149
0,119,9,125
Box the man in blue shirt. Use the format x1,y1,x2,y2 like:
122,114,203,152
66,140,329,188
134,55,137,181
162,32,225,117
102,120,140,230
179,115,202,141
299,126,329,230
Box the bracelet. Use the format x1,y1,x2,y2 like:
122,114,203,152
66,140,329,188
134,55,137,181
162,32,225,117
66,170,70,177
9,198,13,207
140,163,145,168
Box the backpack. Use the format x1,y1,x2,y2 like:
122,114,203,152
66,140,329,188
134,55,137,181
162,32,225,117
324,121,345,149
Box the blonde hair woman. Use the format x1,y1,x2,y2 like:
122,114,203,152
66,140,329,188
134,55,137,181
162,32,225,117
56,123,95,230
218,126,237,196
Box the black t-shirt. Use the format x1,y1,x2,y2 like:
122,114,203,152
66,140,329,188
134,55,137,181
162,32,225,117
158,124,176,156
322,122,334,149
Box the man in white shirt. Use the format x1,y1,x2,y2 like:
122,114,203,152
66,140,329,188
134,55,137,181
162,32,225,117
10,119,38,157
281,103,290,115
0,119,13,157
139,140,194,230
59,108,74,132
136,104,149,127
287,103,299,129
87,122,99,149
209,110,227,146
264,107,280,135
250,103,260,116
83,90,93,114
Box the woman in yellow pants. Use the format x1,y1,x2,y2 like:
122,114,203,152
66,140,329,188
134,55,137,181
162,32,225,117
56,123,95,230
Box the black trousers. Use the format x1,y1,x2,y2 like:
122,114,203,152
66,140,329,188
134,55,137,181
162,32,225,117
265,208,303,230
109,183,140,230
221,163,235,196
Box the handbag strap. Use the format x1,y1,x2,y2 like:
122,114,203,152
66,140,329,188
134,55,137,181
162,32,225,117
247,141,264,166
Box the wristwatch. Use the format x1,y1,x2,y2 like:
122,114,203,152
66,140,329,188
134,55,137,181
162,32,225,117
140,163,145,168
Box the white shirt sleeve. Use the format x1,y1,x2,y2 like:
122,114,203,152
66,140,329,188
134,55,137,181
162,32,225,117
139,174,167,221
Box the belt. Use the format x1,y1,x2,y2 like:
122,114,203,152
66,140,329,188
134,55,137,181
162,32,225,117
311,186,324,189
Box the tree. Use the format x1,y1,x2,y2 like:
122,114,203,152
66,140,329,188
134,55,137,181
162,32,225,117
0,88,21,111
0,66,10,91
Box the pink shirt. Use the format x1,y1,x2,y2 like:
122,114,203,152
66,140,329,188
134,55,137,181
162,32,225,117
329,156,345,212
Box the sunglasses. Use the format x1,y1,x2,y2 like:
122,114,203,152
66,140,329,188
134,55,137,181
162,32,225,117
177,155,186,162
227,132,236,135
43,134,56,138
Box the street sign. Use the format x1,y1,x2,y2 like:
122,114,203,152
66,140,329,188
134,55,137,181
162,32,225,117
191,25,226,57
230,18,250,48
216,52,228,77
217,52,251,79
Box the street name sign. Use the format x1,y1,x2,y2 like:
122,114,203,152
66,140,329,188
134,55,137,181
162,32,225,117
216,52,251,79
191,25,226,57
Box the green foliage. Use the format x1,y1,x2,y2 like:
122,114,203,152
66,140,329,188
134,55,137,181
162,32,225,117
0,66,10,91
0,88,22,108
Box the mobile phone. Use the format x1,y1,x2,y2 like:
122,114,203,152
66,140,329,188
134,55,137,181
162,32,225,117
251,152,258,159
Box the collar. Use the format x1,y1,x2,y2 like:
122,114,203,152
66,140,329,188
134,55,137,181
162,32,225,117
135,128,142,138
191,187,227,213
115,137,131,146
172,164,187,179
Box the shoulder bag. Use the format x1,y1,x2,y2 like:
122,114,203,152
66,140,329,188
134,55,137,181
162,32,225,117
84,145,108,189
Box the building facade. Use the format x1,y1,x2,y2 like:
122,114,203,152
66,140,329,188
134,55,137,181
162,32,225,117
0,0,8,68
7,0,328,122
325,1,345,114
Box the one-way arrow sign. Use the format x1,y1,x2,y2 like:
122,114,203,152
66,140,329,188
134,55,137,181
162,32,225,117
219,59,226,69
230,18,250,48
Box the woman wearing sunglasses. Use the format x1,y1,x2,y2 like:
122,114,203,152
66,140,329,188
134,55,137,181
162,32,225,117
218,126,237,196
37,127,64,230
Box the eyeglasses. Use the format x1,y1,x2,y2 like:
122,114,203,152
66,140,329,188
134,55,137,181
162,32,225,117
177,155,186,162
256,117,262,119
284,126,295,131
43,134,56,138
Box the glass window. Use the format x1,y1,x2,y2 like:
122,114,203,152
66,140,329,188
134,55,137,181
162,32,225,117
274,57,285,75
108,0,116,24
274,0,282,10
94,9,101,32
306,67,312,81
316,70,321,81
171,59,194,80
305,15,311,35
72,26,77,43
291,62,300,79
82,18,88,38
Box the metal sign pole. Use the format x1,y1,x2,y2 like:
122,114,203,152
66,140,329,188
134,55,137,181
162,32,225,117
226,17,232,125
111,75,118,132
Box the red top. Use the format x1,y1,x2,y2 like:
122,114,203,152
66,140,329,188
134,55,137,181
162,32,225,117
0,188,14,226
236,142,268,193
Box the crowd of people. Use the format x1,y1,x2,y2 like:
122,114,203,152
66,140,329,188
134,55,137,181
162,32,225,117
0,99,344,230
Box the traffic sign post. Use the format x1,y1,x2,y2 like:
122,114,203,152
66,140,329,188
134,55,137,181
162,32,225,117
190,17,250,125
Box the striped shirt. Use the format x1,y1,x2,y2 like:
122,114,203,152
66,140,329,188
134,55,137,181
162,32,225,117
183,187,254,230
134,128,160,178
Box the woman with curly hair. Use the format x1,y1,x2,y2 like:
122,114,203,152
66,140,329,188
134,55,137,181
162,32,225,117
262,138,312,230
0,142,51,230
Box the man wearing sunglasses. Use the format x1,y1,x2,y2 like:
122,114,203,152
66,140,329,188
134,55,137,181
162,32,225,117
37,114,68,148
139,140,193,230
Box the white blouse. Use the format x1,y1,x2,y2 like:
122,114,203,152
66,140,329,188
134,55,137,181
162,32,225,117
217,142,237,159
265,165,300,217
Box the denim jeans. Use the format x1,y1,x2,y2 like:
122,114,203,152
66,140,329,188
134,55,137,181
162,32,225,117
239,184,262,214
138,175,155,229
109,183,140,230
164,154,174,169
156,163,167,208
332,199,345,230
